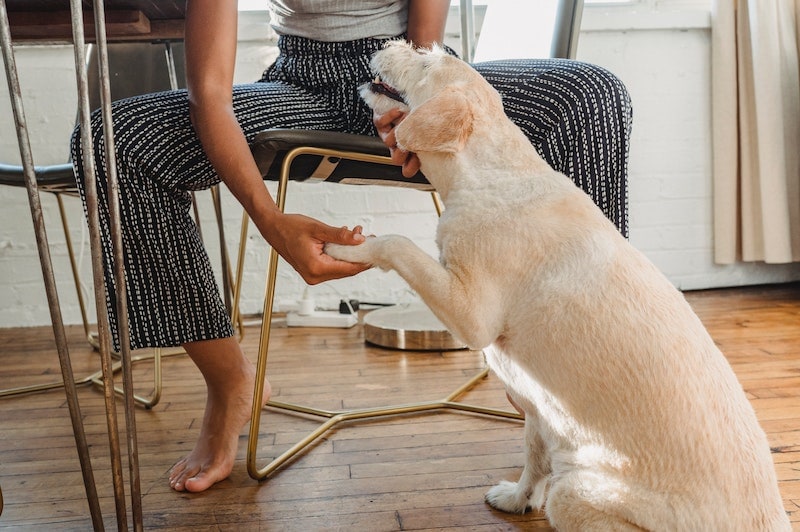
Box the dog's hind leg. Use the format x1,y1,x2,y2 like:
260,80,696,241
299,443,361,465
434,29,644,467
485,415,550,514
545,471,648,531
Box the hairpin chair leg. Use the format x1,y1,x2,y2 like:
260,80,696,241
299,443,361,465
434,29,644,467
0,2,103,527
231,210,250,340
55,193,93,342
1,193,178,408
210,185,248,339
246,146,523,481
0,186,179,409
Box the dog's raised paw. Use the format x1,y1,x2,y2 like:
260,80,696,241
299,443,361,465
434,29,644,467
485,480,531,514
324,241,374,265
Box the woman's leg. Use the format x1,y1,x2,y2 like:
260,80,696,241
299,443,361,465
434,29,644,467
168,336,271,492
73,90,234,352
71,82,346,492
474,59,633,237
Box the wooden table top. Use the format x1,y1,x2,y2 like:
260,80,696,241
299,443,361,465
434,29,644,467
6,0,186,43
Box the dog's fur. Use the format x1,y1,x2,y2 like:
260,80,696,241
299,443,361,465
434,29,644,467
326,41,789,530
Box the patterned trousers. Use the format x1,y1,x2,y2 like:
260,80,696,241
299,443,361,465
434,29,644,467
72,34,632,351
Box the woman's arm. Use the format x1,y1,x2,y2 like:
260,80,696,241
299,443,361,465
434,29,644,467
184,0,366,283
407,0,450,49
376,0,451,176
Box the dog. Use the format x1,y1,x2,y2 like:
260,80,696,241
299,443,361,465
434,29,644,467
325,41,789,530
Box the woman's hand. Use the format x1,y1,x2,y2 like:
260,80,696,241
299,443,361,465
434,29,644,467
266,212,369,284
374,108,421,177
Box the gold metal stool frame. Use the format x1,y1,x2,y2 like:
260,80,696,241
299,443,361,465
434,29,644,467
0,179,244,409
0,40,247,410
243,138,523,481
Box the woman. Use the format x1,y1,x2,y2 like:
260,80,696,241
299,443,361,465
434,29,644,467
72,0,631,493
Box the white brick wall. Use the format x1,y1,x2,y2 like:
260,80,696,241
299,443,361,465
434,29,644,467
578,14,800,290
2,7,799,328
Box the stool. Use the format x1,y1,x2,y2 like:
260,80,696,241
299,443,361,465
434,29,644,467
242,129,523,480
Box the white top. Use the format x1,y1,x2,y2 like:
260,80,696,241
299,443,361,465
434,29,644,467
268,0,408,42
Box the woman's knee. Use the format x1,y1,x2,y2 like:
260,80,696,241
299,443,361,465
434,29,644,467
477,59,631,124
564,61,632,126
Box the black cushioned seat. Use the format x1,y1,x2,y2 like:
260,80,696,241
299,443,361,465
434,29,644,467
250,129,434,190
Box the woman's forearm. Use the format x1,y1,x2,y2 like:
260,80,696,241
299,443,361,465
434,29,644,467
183,0,368,283
185,0,282,236
190,102,283,230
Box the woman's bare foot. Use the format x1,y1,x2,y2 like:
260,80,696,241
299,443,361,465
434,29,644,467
168,337,270,493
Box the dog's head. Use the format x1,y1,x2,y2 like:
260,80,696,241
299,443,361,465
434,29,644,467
362,40,504,154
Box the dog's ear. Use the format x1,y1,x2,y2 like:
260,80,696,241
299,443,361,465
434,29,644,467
395,88,474,154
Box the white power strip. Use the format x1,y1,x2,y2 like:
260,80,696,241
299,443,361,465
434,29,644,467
286,310,358,328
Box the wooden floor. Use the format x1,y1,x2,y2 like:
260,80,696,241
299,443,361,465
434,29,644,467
0,283,798,530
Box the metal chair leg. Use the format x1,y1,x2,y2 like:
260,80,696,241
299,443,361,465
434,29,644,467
55,193,93,343
3,189,239,409
0,345,183,413
246,147,523,481
1,191,176,409
210,185,247,338
88,347,185,409
0,2,103,527
231,210,250,340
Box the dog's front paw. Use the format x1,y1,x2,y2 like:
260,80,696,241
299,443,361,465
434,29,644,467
326,236,393,268
325,240,376,265
485,480,531,514
326,234,409,271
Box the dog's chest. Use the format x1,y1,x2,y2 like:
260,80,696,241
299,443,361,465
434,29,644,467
485,341,584,442
484,340,531,392
434,202,498,258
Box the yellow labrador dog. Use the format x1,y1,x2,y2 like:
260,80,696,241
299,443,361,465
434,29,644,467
325,41,788,530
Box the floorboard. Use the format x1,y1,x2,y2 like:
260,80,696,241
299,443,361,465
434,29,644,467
0,282,797,530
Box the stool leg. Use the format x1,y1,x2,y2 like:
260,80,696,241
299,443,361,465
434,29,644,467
231,211,250,340
245,155,289,480
82,0,145,527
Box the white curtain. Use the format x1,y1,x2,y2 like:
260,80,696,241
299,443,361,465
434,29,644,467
711,0,800,264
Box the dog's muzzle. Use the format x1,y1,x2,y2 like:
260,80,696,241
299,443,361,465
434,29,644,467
369,77,405,104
